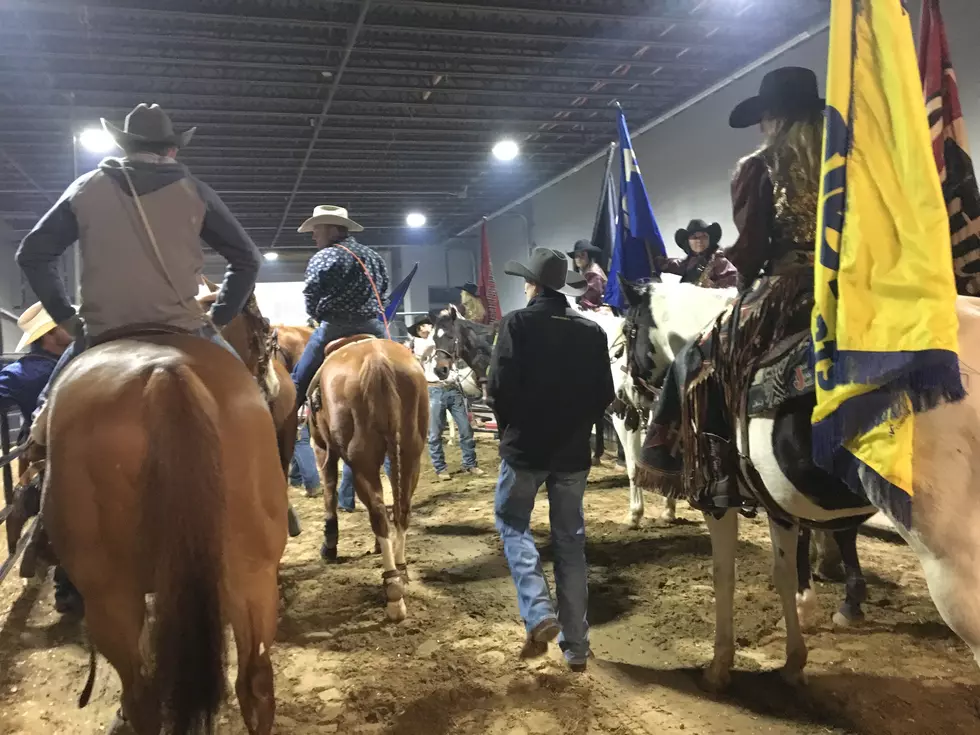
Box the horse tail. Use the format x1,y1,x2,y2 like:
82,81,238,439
143,359,226,735
360,346,403,510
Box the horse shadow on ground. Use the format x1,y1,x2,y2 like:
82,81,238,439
421,522,494,537
601,660,980,734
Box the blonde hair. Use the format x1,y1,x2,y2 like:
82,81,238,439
758,111,825,196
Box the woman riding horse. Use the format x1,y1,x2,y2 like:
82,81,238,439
640,66,825,511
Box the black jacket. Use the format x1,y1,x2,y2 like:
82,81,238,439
487,291,615,472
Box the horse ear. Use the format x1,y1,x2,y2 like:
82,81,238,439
618,275,644,308
449,304,460,321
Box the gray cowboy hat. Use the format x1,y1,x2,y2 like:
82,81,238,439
101,103,196,149
504,247,579,293
561,271,588,298
729,67,824,129
567,239,603,258
675,219,723,255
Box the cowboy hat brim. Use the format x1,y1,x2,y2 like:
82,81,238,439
297,214,365,234
560,272,588,298
567,244,603,258
728,95,825,129
675,222,723,252
101,118,196,149
15,319,57,352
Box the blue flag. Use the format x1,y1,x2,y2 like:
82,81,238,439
603,107,666,310
385,262,419,323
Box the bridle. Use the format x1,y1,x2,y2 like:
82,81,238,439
623,315,660,406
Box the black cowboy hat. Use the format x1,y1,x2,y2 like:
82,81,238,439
675,219,723,254
567,239,603,258
102,103,196,150
456,282,479,296
407,316,432,338
504,247,577,292
729,67,824,129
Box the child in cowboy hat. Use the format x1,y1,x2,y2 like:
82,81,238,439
17,102,260,435
655,219,737,289
567,240,608,309
292,205,390,404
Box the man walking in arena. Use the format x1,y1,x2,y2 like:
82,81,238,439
488,248,615,672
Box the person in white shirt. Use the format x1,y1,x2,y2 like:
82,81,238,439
408,316,483,481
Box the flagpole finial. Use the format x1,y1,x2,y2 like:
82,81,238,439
613,100,623,111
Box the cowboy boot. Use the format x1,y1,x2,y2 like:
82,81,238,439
702,433,741,510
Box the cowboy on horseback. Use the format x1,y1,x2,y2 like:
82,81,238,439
15,103,261,573
291,205,390,404
18,104,259,431
655,219,737,289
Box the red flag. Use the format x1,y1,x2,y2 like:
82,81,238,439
920,0,980,295
479,218,502,321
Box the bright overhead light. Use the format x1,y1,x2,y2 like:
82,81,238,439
77,127,117,154
263,251,279,261
492,139,520,161
406,212,427,228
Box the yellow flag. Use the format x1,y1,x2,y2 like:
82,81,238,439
812,0,963,528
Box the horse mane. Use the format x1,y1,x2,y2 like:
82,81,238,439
571,305,625,351
241,291,274,389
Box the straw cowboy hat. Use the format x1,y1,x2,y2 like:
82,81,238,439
15,302,58,352
298,205,364,234
675,219,723,255
101,103,196,149
729,67,824,129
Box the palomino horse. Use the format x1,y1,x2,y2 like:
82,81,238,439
309,336,428,622
623,280,980,688
41,333,287,734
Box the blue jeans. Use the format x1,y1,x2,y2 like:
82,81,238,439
494,459,590,664
428,385,477,473
338,456,391,510
35,323,238,415
290,422,320,492
291,317,387,402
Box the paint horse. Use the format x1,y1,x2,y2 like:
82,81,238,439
40,332,287,735
309,335,428,622
622,279,980,688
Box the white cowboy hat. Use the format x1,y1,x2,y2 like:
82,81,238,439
15,302,58,352
298,205,364,234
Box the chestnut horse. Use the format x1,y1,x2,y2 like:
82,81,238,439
271,324,313,372
41,334,287,734
309,336,428,622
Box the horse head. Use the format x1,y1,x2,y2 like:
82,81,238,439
430,304,496,382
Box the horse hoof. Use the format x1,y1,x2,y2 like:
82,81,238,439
832,610,865,628
107,711,136,735
779,666,808,688
386,599,407,623
700,666,731,694
625,512,643,530
320,544,338,562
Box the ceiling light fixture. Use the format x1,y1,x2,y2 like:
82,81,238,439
263,251,279,261
492,139,520,161
77,127,117,154
406,212,427,228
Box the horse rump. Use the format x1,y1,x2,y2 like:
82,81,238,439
143,359,227,734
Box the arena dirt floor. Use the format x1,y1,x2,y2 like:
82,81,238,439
1,435,979,734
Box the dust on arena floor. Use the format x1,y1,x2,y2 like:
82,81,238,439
1,435,978,734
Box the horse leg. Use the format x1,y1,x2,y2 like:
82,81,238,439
613,415,645,528
354,470,406,622
86,590,158,735
702,509,738,693
830,526,867,627
319,445,340,562
393,449,421,584
768,518,808,686
228,566,279,735
795,527,818,632
814,529,845,580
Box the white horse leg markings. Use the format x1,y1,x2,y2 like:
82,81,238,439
394,526,407,568
768,517,808,685
703,509,738,693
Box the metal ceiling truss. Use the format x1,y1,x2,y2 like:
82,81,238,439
0,0,829,249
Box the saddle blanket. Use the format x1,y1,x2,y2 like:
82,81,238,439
746,332,814,418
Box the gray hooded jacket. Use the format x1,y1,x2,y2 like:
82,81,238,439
16,155,261,338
